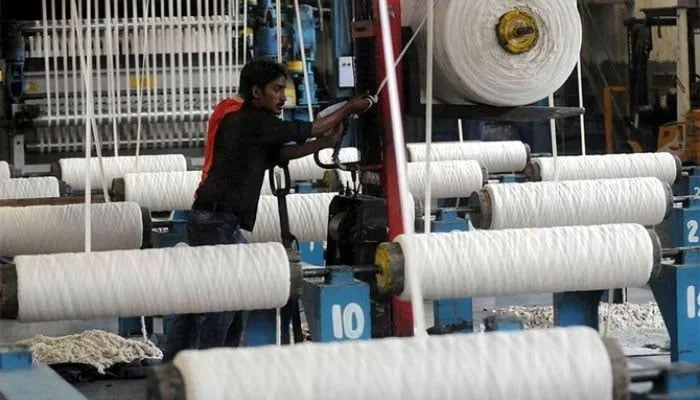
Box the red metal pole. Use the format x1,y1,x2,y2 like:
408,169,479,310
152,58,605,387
373,0,414,336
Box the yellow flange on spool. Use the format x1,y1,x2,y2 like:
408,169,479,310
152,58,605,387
496,9,539,54
286,61,304,73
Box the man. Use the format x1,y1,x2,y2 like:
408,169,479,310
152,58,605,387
163,59,375,361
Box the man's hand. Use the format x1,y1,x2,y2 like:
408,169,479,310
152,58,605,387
347,94,378,114
321,124,343,145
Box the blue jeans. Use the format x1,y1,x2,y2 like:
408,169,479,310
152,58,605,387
163,209,248,362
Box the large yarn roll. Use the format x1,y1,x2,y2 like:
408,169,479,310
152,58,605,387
59,154,187,191
0,177,60,200
0,202,142,256
0,161,10,179
403,0,582,106
397,224,655,300
532,153,679,183
15,243,290,321
287,147,359,181
406,141,528,173
484,178,670,229
173,327,612,400
124,171,201,212
244,193,334,243
407,160,483,199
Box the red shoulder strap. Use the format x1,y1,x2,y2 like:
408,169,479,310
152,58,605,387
200,97,244,184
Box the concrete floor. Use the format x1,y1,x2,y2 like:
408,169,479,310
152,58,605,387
0,289,668,400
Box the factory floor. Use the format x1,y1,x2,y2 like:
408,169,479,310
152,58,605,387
0,289,666,400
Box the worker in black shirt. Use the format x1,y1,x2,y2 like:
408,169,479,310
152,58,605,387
163,59,375,361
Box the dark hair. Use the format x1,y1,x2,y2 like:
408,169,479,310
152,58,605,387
239,59,288,102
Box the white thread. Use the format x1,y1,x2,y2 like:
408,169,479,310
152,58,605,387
404,0,582,106
243,193,334,243
287,148,359,182
407,160,483,199
59,154,187,190
173,326,612,400
406,141,528,173
397,224,654,300
0,202,142,256
0,177,60,200
16,243,290,322
124,171,201,212
485,178,669,229
533,153,679,184
0,161,10,179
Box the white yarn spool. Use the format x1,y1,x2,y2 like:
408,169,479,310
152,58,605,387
287,147,359,181
59,154,187,190
124,171,201,212
15,243,290,321
406,141,528,173
0,177,60,200
407,160,483,199
484,178,670,229
0,161,10,179
397,224,655,300
0,202,142,256
403,0,582,106
244,193,334,243
532,153,679,184
173,326,612,400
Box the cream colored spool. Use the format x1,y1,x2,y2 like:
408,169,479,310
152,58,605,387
287,147,359,181
485,178,670,229
533,153,679,183
0,177,61,200
16,243,290,321
0,161,10,179
407,141,528,173
0,202,143,256
59,154,187,190
124,171,201,212
407,160,483,199
173,327,613,400
397,224,655,300
244,193,334,243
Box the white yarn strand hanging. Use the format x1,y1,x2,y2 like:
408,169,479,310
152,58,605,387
485,177,669,229
0,177,61,200
15,243,290,322
406,141,528,173
407,160,483,199
0,161,10,179
173,326,613,400
287,147,359,181
397,224,654,300
404,0,582,106
243,193,334,243
59,154,187,190
533,153,679,184
124,171,201,212
0,202,143,256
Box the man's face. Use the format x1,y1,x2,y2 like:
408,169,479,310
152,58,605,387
253,76,287,115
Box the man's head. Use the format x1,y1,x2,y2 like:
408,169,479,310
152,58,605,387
239,59,288,115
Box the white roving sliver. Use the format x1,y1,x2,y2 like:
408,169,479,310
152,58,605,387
406,141,528,173
533,153,679,183
0,161,10,179
173,326,612,400
15,243,290,321
244,193,334,243
59,154,187,190
0,177,60,200
485,177,669,229
0,202,142,256
287,147,358,181
124,171,201,212
407,160,483,199
397,224,654,300
403,0,581,106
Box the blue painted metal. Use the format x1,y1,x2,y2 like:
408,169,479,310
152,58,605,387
242,309,279,346
299,241,325,266
431,210,473,333
483,315,524,332
675,167,700,208
553,290,604,330
0,347,32,370
0,364,88,400
301,266,371,342
331,0,353,98
499,174,518,183
666,207,700,248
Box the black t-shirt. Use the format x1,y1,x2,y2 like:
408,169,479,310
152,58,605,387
194,104,313,231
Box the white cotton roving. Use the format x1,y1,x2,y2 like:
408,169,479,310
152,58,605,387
15,243,290,321
0,161,10,179
173,326,612,400
124,171,201,212
397,224,654,300
0,177,61,200
406,141,528,173
533,153,679,183
407,160,483,199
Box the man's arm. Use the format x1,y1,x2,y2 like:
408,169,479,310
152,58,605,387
309,95,375,138
279,126,341,161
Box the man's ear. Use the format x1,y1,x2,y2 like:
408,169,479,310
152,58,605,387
251,85,262,99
